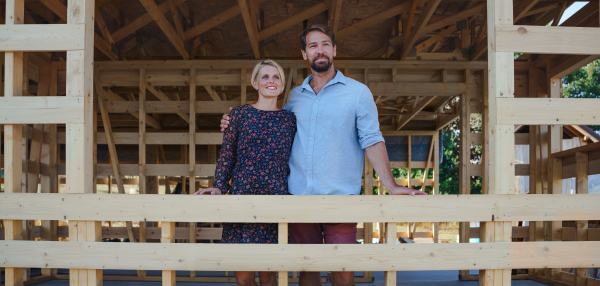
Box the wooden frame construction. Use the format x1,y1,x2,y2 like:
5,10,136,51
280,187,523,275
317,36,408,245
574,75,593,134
2,0,600,285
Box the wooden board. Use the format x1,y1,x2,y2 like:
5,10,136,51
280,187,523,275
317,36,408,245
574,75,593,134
497,98,600,125
2,193,600,223
2,241,600,271
495,25,600,55
0,97,84,124
0,24,85,51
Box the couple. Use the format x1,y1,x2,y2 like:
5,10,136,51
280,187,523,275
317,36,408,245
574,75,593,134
194,24,427,286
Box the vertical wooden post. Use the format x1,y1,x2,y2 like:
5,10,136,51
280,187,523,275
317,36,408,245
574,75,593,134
575,151,588,286
433,134,440,243
162,222,176,286
363,154,374,281
548,75,562,281
189,68,197,278
384,222,397,286
66,0,101,283
484,0,514,284
40,122,58,276
4,1,24,283
458,74,471,279
137,68,147,278
278,223,289,286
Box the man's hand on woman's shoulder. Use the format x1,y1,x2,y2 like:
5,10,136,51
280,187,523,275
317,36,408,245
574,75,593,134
194,188,222,195
387,186,428,196
220,107,233,132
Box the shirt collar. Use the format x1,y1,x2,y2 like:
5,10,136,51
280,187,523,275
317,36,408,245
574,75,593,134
300,69,347,94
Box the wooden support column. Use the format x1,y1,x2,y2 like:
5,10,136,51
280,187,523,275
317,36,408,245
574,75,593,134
189,68,197,278
548,75,562,281
138,68,147,278
458,85,470,279
363,154,374,281
433,133,440,243
575,151,589,286
161,222,176,286
384,222,397,286
278,223,289,286
4,2,25,283
483,0,514,284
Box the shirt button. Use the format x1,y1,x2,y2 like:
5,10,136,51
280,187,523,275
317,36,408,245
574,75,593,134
308,156,311,159
312,118,315,120
310,137,313,140
308,176,310,179
315,100,317,103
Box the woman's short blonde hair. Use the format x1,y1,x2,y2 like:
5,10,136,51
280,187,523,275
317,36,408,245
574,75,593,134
251,60,286,94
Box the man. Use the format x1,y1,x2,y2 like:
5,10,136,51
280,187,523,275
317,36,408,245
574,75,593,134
221,24,426,286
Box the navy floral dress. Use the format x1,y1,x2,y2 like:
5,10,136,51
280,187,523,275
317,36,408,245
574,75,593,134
213,104,296,244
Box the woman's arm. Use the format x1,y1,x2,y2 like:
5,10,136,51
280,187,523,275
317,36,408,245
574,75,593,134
212,108,240,193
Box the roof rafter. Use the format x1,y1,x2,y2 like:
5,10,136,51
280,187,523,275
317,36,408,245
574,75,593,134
112,0,187,42
139,0,189,59
401,0,442,60
337,1,411,40
258,1,330,41
237,0,260,59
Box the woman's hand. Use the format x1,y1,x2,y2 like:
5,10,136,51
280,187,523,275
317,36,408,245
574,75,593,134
194,188,222,195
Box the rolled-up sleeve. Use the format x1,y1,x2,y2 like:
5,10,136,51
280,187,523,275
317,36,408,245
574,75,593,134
355,87,384,149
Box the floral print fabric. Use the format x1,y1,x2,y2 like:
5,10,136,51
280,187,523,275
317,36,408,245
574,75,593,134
213,104,296,243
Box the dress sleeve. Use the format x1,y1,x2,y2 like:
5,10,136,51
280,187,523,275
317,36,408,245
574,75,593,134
213,108,240,192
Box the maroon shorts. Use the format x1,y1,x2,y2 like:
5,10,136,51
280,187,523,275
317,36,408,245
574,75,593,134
289,223,357,244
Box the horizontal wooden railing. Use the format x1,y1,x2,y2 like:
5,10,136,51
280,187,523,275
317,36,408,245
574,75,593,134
2,193,600,284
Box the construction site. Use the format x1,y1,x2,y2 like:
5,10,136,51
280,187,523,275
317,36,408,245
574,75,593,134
1,0,600,285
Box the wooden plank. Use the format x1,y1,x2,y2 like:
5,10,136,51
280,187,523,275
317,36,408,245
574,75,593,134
397,96,437,130
0,24,85,51
3,193,600,223
421,4,485,35
184,5,240,40
87,132,223,145
328,0,343,35
0,97,84,124
415,25,458,52
104,100,240,114
259,1,329,41
3,0,25,282
549,55,600,79
139,68,147,195
384,222,397,286
553,142,600,158
98,88,161,129
278,223,289,286
139,0,189,59
162,222,176,286
237,0,259,59
336,1,410,40
3,241,600,271
93,163,216,177
369,82,467,95
495,25,600,54
496,98,600,125
400,0,442,60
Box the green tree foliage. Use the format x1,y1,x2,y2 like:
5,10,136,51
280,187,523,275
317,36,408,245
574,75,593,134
562,59,600,132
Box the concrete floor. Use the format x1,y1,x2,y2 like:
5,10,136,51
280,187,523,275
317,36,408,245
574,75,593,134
6,269,551,285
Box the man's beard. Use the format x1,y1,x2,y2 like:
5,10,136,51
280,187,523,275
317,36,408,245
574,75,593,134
309,55,332,72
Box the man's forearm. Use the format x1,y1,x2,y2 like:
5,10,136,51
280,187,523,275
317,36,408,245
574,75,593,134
364,142,397,190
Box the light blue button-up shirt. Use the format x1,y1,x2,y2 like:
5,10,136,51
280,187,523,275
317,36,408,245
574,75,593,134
284,70,384,195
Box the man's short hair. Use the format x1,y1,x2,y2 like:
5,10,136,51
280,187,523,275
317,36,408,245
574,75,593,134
299,24,336,51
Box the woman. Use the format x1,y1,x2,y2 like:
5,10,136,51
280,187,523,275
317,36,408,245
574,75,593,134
195,60,296,286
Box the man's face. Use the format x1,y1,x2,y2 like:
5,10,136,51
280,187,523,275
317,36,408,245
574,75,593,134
301,31,336,73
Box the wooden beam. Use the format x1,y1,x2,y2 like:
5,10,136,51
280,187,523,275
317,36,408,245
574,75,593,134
495,25,600,54
0,24,85,51
100,88,161,129
139,68,147,195
415,24,457,52
161,222,176,285
144,83,191,123
139,0,189,59
369,82,466,95
336,1,410,40
513,0,540,22
112,0,186,42
496,98,600,125
551,1,569,26
0,97,84,124
396,96,437,130
204,85,222,101
401,0,442,60
39,0,67,21
237,0,260,58
95,6,117,53
421,4,485,35
328,0,343,36
168,0,185,41
184,5,239,40
548,55,599,79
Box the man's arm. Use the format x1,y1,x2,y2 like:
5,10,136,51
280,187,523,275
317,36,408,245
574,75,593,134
365,142,427,195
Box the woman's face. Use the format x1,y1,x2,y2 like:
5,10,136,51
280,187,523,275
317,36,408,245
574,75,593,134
253,65,283,98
